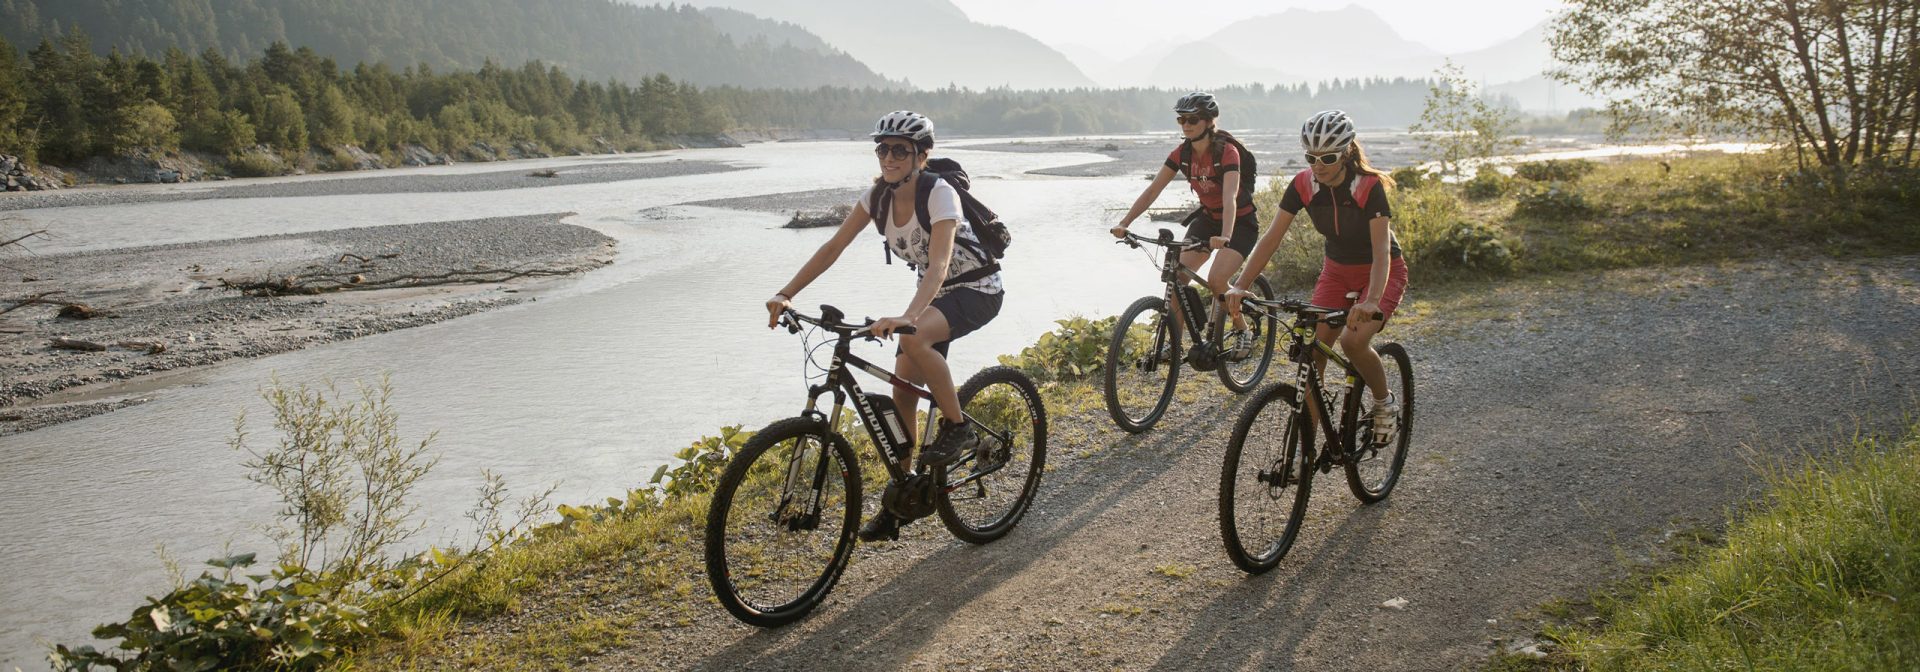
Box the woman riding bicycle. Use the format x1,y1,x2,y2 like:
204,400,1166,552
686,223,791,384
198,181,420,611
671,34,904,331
765,110,1005,541
1227,109,1407,439
1109,92,1257,358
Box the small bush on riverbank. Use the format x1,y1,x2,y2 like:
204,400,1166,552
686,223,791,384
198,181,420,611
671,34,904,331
998,315,1116,383
1530,416,1920,670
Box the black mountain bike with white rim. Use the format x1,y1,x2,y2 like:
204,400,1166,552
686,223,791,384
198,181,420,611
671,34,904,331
703,305,1048,626
1218,294,1413,574
1104,228,1279,433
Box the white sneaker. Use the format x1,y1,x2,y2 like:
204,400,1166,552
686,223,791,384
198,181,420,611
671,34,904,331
1224,328,1254,362
1369,393,1398,444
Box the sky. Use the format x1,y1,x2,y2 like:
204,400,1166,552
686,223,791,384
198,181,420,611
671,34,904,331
947,0,1566,59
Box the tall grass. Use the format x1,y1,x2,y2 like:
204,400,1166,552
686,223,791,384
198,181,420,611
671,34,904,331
1551,418,1920,670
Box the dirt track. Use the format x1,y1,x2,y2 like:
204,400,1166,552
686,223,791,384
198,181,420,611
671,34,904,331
454,255,1920,671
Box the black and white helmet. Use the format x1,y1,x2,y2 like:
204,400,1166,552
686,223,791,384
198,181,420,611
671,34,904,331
871,110,935,150
1174,92,1219,119
1300,109,1357,154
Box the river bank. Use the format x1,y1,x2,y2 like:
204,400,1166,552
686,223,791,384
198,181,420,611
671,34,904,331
0,214,615,434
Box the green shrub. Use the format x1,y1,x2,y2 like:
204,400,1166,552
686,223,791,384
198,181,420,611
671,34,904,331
1392,182,1513,275
50,554,372,672
647,424,754,500
1514,159,1597,183
998,315,1117,383
1462,167,1511,200
1514,183,1597,220
1389,166,1430,190
1423,220,1516,274
226,152,284,177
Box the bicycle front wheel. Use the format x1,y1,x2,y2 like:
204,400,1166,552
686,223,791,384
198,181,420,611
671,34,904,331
1215,275,1279,393
1344,342,1414,503
938,366,1048,544
1104,295,1180,433
704,416,861,627
1219,382,1314,574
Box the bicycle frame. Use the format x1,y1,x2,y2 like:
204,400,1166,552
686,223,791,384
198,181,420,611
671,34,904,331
779,308,1017,516
1127,229,1278,355
1275,307,1367,469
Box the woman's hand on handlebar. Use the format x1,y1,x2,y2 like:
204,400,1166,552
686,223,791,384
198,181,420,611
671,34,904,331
1223,285,1251,318
1110,222,1130,239
1351,300,1383,325
766,294,791,328
869,315,914,339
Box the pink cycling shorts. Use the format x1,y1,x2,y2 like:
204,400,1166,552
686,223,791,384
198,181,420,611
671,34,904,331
1311,257,1409,323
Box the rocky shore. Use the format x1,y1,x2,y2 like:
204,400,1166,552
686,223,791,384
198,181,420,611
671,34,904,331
0,214,616,434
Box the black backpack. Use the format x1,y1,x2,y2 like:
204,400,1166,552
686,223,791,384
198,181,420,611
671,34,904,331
867,157,1009,286
1176,129,1258,215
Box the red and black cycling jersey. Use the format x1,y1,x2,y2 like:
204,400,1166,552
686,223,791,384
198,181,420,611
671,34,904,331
1164,142,1256,219
1279,171,1401,265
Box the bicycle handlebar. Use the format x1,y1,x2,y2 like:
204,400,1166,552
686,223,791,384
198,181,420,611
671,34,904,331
1116,228,1207,252
1234,296,1382,325
782,305,917,339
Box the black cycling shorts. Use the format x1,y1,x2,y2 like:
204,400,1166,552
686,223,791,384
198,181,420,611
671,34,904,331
899,288,1003,358
1182,209,1259,257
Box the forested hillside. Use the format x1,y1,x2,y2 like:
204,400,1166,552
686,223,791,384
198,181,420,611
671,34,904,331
0,0,895,89
0,33,728,168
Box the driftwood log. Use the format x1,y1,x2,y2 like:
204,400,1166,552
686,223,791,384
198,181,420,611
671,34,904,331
46,338,164,353
220,266,574,296
3,291,96,318
50,337,105,351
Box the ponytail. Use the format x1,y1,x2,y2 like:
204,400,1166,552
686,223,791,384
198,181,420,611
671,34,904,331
1347,141,1396,192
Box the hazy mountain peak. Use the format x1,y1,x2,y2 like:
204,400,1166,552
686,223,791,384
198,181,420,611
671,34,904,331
678,0,1094,90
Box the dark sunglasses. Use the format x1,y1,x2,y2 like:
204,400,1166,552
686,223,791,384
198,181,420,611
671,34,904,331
1305,151,1345,165
873,143,916,160
1176,116,1207,126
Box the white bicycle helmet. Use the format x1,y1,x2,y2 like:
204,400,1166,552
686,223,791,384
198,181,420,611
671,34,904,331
1300,109,1357,154
1174,92,1219,119
871,110,935,149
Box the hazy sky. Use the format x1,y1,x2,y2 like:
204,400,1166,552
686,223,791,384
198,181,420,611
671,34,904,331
948,0,1566,58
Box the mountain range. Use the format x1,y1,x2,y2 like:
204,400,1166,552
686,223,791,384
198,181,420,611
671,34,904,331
674,0,1095,90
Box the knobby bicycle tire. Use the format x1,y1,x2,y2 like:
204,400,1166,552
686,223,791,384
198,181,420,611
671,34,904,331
704,416,861,627
1219,382,1314,574
1104,295,1180,433
937,366,1049,544
1343,342,1414,503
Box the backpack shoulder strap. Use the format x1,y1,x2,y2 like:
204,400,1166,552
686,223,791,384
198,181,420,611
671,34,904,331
1352,174,1380,210
867,182,888,236
1176,141,1195,179
914,170,938,231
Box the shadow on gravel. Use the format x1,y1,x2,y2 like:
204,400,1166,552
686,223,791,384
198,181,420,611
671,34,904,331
1147,502,1391,671
691,387,1244,669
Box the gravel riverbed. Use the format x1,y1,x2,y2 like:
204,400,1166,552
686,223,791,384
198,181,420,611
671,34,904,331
0,213,615,434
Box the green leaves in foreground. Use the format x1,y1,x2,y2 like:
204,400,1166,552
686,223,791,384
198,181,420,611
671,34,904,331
50,555,370,671
998,315,1118,383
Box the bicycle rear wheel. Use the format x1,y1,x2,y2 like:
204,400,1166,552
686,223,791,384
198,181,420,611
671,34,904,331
938,366,1048,544
1215,275,1279,393
1344,342,1413,503
704,416,861,627
1104,295,1180,433
1219,382,1314,574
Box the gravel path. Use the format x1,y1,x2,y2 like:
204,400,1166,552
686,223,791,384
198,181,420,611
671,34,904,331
0,214,615,433
0,160,742,212
417,254,1920,670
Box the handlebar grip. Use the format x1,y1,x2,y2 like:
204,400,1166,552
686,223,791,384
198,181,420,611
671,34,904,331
894,325,917,335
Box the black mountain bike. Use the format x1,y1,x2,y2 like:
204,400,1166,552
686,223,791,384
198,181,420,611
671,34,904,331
1217,295,1414,574
1104,229,1279,433
703,305,1048,626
